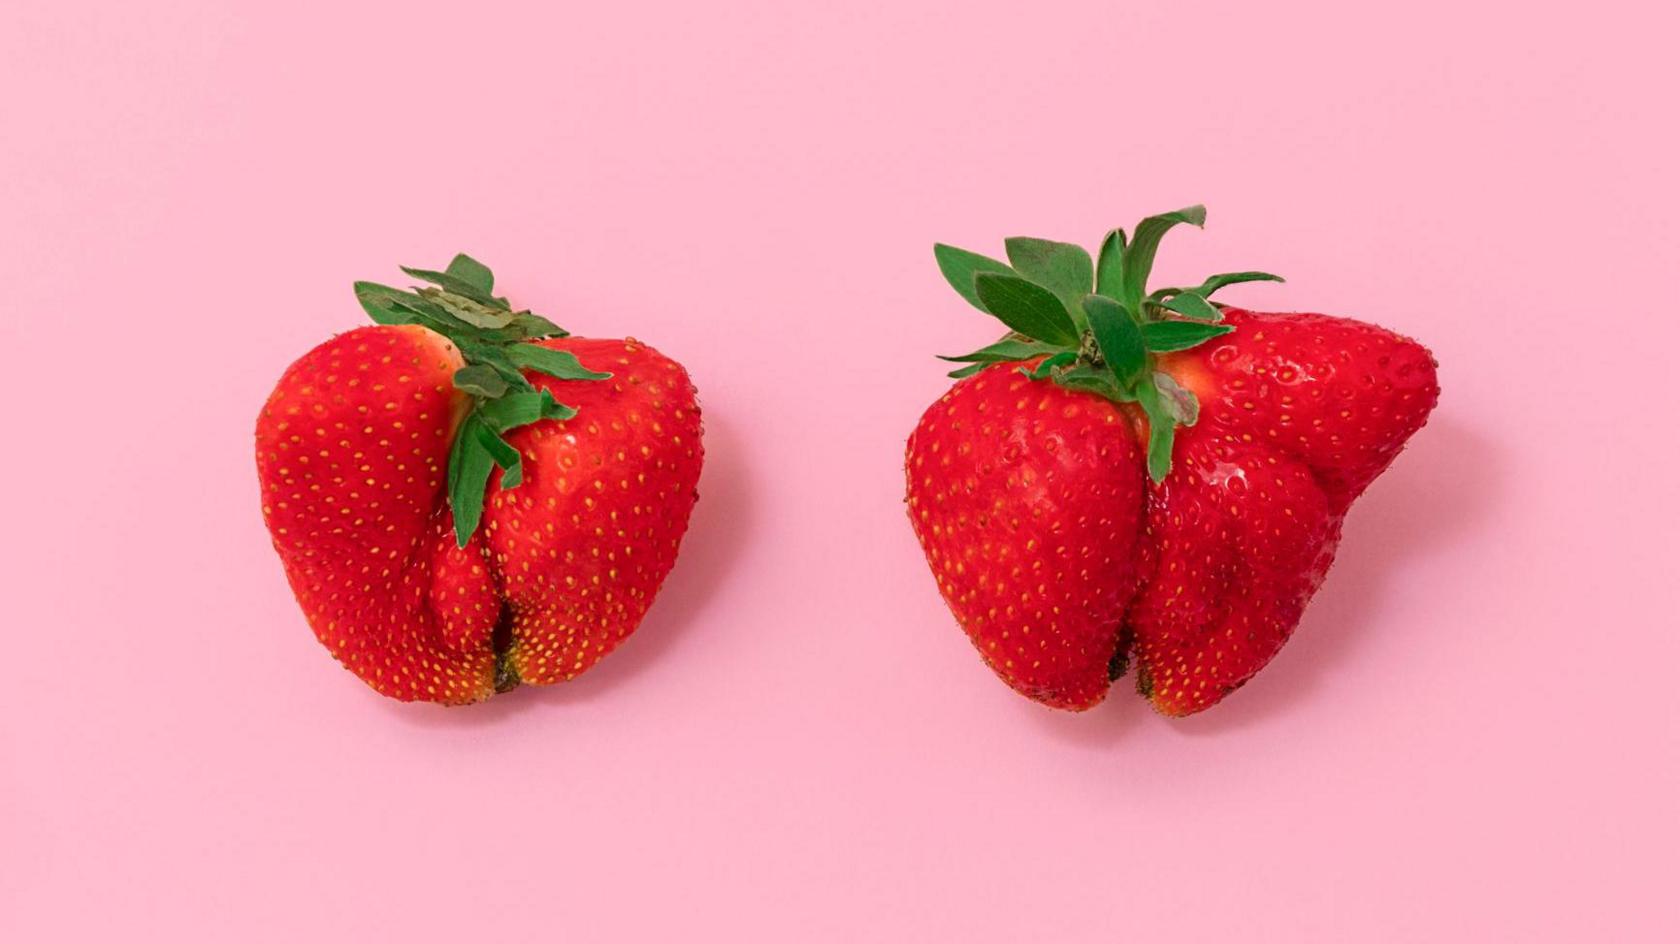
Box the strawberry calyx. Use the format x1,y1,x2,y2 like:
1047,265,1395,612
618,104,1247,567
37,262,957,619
354,254,610,546
933,205,1282,481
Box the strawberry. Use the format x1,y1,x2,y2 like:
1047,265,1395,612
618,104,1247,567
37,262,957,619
908,207,1437,715
256,256,702,704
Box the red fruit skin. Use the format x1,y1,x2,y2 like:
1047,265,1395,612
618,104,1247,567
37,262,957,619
1132,308,1439,715
906,366,1146,710
907,308,1438,717
1159,308,1441,515
256,326,702,704
481,337,703,688
1125,437,1336,716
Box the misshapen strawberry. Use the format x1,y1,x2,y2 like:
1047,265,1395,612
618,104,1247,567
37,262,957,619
1134,309,1438,714
908,207,1438,716
256,256,702,704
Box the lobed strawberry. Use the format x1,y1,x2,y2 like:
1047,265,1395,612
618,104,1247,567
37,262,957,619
256,256,702,704
908,207,1438,715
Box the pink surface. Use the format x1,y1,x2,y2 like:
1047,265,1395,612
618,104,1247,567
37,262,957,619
3,2,1676,940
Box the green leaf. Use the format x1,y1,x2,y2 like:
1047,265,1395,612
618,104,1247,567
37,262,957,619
447,415,495,546
1193,271,1284,297
357,274,529,341
356,281,472,331
946,363,986,379
1159,292,1223,322
473,421,524,489
1082,294,1146,385
354,281,419,325
456,342,536,393
1095,228,1127,299
1053,363,1134,403
445,254,494,294
936,338,1063,364
401,265,502,307
1141,320,1234,353
452,364,508,398
1120,205,1206,305
477,390,577,432
973,274,1081,346
421,289,515,330
506,344,613,382
1025,351,1078,379
1144,417,1174,482
1130,377,1176,482
1153,372,1200,426
934,244,1014,311
540,394,579,421
1005,237,1093,328
362,284,480,334
510,311,568,339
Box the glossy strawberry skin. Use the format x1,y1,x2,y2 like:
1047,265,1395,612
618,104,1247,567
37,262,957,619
906,366,1145,710
257,325,492,702
1126,436,1337,716
1132,308,1439,714
256,327,702,704
481,337,702,688
1160,308,1441,514
908,309,1437,716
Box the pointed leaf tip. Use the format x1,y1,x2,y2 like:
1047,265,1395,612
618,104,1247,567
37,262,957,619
1120,205,1210,304
447,415,495,546
1195,271,1285,298
1159,293,1224,322
354,281,418,326
936,338,1063,364
934,243,1014,311
400,264,502,308
1095,229,1127,299
1130,377,1177,483
506,344,613,382
1142,319,1234,353
445,254,494,294
510,311,568,339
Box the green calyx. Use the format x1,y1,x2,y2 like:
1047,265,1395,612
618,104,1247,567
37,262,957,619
355,254,610,546
933,205,1282,482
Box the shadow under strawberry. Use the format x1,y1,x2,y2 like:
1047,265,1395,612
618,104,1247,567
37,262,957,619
1168,416,1497,734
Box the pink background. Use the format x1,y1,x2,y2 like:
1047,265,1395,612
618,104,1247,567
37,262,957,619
3,1,1676,940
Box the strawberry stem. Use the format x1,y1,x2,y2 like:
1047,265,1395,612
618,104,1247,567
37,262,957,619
932,205,1283,482
355,254,610,546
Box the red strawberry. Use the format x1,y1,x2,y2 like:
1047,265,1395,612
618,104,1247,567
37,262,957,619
909,207,1437,715
256,256,702,704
